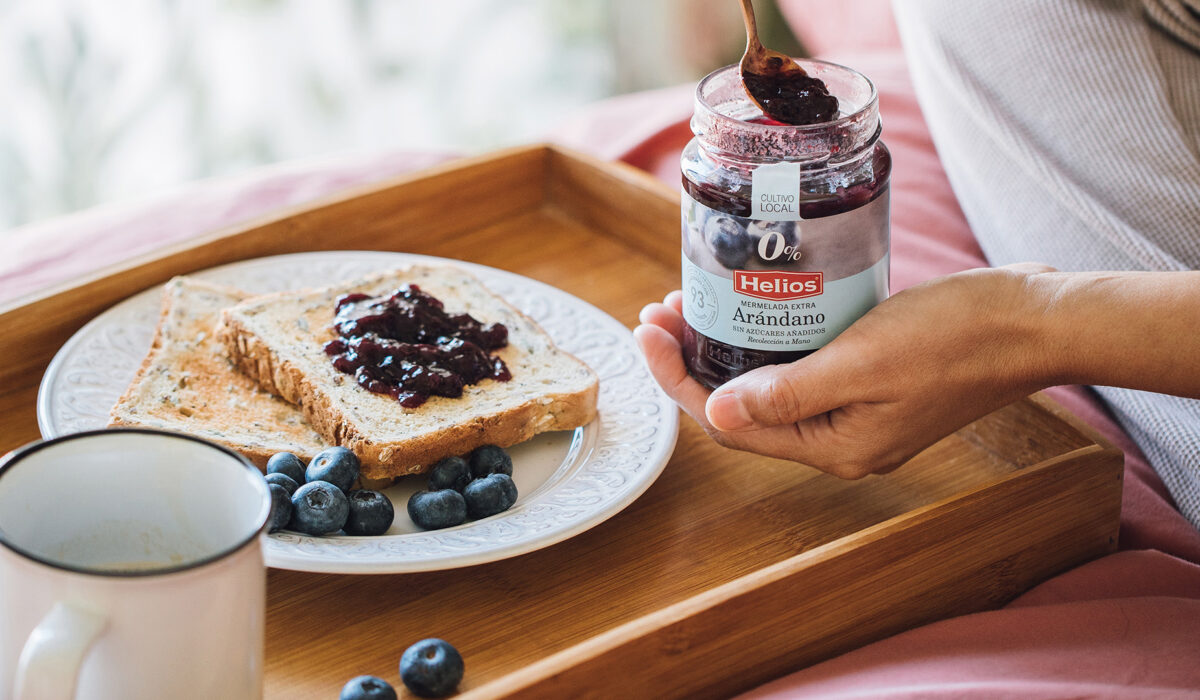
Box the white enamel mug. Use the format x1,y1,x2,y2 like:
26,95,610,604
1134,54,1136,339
0,429,271,700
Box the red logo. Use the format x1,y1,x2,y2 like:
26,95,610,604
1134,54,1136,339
733,270,823,301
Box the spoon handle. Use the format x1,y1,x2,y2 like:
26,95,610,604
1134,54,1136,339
739,0,764,53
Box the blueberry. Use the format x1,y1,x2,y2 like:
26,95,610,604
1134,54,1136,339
407,490,467,530
306,447,360,493
339,675,397,700
264,472,299,496
467,445,512,479
267,483,292,534
704,216,753,268
428,456,471,492
289,481,349,536
400,639,464,698
266,452,306,484
344,490,395,536
462,473,518,519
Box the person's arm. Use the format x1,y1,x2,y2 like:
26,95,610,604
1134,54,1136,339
1034,270,1200,397
634,264,1200,478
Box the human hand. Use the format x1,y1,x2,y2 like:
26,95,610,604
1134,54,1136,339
634,264,1058,478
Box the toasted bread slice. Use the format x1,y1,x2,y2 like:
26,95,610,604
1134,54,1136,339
109,277,328,467
218,265,599,480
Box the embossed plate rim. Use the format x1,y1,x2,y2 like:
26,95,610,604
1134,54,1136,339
38,251,678,574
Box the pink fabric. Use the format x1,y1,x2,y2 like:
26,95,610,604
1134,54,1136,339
4,35,1200,697
740,552,1200,699
777,0,902,57
0,151,453,304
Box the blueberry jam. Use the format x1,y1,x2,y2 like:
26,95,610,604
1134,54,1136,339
680,61,891,390
743,69,839,126
681,153,889,388
323,285,511,408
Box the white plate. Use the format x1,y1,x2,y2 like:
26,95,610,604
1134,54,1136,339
37,251,678,574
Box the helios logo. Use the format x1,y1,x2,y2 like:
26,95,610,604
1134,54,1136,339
734,270,824,301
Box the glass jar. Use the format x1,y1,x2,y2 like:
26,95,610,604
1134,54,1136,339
680,60,891,390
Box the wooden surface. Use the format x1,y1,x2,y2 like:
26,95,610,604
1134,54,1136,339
0,146,1123,699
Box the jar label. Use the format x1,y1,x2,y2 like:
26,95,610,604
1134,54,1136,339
681,191,889,352
750,162,802,221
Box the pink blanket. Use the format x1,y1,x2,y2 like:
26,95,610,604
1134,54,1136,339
4,44,1199,700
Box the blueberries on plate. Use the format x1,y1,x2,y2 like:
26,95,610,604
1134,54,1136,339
266,483,292,534
345,489,395,536
462,473,518,520
428,456,471,492
407,490,468,531
264,471,300,496
400,639,464,698
339,675,397,700
261,444,523,536
704,216,753,269
266,451,306,485
306,446,360,493
289,481,350,536
264,447,401,538
467,445,512,479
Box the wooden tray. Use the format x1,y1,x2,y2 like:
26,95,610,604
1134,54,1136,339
0,145,1122,699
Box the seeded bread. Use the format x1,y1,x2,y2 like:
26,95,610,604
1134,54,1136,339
109,277,329,467
218,265,599,480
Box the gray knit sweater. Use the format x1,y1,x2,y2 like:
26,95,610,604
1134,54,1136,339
893,0,1200,528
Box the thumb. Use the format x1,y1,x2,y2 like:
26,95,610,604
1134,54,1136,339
1000,261,1057,274
705,352,849,431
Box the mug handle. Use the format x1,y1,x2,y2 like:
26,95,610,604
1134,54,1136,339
14,603,107,700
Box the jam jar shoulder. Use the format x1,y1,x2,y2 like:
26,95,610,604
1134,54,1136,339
680,140,892,220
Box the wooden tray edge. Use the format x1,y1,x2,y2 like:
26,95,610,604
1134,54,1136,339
464,438,1122,699
0,144,553,316
544,145,680,268
1028,390,1120,454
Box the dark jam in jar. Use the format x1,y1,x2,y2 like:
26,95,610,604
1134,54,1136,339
323,285,511,408
681,61,891,390
742,69,840,125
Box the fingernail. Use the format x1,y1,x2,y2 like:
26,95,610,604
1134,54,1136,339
707,392,753,431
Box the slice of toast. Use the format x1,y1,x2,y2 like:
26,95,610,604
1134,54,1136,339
109,277,328,467
218,265,599,480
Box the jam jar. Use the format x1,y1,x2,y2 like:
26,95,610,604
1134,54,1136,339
680,60,891,390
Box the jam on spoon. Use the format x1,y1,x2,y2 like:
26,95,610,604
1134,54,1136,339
737,0,839,125
323,285,511,408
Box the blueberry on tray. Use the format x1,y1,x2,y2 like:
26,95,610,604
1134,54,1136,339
339,675,397,700
400,639,464,698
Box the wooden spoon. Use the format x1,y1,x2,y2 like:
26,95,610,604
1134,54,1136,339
737,0,838,125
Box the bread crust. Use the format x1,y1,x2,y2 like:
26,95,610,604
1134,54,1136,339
219,267,599,480
108,283,173,424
